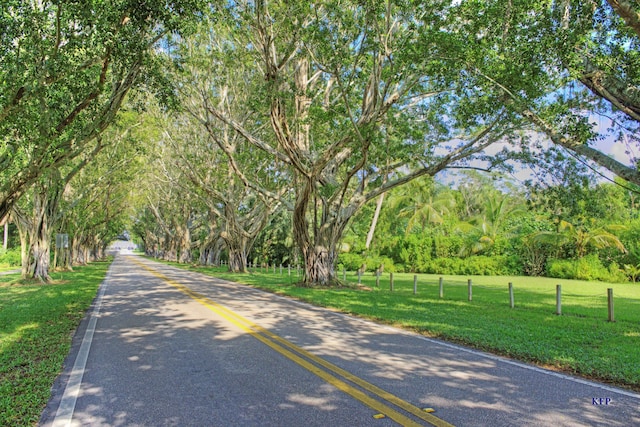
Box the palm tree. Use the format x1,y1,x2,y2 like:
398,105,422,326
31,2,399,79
458,193,523,256
389,178,456,235
528,220,626,258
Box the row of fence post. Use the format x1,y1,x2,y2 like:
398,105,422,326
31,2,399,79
246,265,617,322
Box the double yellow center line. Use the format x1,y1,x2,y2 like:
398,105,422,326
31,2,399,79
134,259,454,427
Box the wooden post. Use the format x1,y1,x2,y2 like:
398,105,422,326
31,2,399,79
273,264,276,274
508,282,514,309
413,275,417,295
280,264,283,275
608,288,615,322
375,271,380,288
556,284,562,315
343,268,346,281
288,265,291,276
468,279,472,301
390,272,394,291
358,270,361,284
439,277,443,298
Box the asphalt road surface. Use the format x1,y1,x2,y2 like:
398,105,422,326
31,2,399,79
40,255,640,426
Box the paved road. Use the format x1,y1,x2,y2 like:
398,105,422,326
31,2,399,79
40,255,640,426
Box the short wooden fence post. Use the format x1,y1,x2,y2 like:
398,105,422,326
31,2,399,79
439,277,444,298
390,273,394,291
556,284,562,315
468,279,472,301
608,288,615,322
509,282,514,309
413,275,417,295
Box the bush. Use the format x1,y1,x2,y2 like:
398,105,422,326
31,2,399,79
422,255,521,276
546,259,575,280
337,252,366,271
546,254,628,282
434,235,464,259
0,247,21,267
337,253,397,273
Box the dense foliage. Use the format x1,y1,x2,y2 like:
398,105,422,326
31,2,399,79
4,1,640,285
246,171,640,283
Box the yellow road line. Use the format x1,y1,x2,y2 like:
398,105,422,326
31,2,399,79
132,259,454,427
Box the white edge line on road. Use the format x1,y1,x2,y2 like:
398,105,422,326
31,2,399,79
142,259,640,401
51,259,113,427
325,301,640,400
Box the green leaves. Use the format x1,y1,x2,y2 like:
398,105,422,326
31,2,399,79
0,0,206,221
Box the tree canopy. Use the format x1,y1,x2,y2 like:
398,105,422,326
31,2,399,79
0,0,204,222
4,0,640,286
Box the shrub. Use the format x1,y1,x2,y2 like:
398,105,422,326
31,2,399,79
422,255,521,276
0,247,21,267
434,235,464,259
337,253,397,273
337,252,365,271
546,259,577,280
546,254,628,282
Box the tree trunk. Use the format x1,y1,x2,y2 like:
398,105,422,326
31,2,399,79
228,247,248,273
31,236,51,281
303,243,337,286
164,232,177,261
200,236,223,266
177,224,191,263
224,233,249,273
71,235,82,265
83,246,90,264
292,181,345,286
208,242,222,266
17,221,29,277
365,193,384,250
27,189,54,282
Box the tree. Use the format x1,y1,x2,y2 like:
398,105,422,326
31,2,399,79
0,0,204,222
11,139,104,281
59,113,148,266
181,1,520,286
389,177,455,235
458,192,523,256
529,220,626,259
156,81,287,271
455,0,640,185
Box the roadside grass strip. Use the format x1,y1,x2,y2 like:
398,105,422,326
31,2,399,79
0,260,111,427
150,259,640,391
133,258,453,427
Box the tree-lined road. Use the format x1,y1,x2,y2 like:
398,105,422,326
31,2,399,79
40,255,640,426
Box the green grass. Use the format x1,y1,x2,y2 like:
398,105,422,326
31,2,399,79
0,260,111,427
161,261,640,392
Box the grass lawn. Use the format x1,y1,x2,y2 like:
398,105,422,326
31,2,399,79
0,260,111,427
160,261,640,392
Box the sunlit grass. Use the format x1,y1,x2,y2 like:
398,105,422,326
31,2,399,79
159,260,640,391
0,260,110,427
